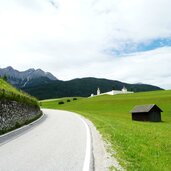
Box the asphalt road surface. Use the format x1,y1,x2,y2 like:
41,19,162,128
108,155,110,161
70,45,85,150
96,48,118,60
0,109,91,171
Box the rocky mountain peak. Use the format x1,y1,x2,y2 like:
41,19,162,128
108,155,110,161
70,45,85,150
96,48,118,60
6,66,14,70
0,66,57,87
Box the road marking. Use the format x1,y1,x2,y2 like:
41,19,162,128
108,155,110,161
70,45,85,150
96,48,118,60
76,115,91,171
0,110,92,170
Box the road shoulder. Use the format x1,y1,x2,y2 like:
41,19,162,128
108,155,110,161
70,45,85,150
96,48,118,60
82,117,124,171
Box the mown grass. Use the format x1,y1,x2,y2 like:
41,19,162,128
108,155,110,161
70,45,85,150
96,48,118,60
41,90,171,171
0,78,39,106
40,97,83,108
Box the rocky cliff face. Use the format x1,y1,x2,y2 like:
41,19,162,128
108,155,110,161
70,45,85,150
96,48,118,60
0,66,57,88
0,100,42,134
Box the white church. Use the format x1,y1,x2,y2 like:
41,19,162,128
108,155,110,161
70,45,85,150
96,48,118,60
91,86,134,97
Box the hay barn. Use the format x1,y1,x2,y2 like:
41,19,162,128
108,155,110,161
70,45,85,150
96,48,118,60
130,104,162,122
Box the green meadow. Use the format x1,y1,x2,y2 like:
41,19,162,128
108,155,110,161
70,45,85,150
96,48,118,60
41,90,171,171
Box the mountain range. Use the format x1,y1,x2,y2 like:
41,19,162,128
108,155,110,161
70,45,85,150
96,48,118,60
0,66,57,88
0,66,163,99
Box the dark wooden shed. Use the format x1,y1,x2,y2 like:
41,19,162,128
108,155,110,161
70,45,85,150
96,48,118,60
130,104,162,122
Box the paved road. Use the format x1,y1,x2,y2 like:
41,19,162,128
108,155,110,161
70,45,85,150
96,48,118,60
0,109,91,171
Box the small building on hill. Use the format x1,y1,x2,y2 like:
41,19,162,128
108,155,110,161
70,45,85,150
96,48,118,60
92,86,134,97
130,104,162,122
122,86,127,93
97,88,100,95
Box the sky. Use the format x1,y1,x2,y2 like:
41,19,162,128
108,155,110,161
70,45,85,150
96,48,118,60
0,0,171,89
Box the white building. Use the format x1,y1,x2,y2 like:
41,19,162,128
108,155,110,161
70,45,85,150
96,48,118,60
97,87,100,95
90,86,134,97
122,86,127,93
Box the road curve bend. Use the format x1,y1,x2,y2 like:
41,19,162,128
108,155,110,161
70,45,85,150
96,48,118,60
0,109,92,171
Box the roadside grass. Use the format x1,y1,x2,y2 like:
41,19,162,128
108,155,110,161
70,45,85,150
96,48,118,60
41,90,171,171
0,78,38,106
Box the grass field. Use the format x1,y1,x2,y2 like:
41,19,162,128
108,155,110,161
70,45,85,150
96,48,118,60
40,97,82,107
41,90,171,171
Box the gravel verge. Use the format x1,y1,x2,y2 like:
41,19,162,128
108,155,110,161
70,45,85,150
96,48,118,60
83,117,124,171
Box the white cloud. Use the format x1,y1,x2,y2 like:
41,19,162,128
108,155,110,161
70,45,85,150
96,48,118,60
57,47,171,89
0,0,171,89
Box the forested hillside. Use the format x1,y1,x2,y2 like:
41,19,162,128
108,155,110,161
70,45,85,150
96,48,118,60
22,77,163,99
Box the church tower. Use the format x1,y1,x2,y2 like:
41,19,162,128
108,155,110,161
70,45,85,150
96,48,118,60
122,86,127,93
97,88,100,95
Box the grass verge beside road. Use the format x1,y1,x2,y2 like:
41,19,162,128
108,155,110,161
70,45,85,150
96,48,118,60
41,91,171,171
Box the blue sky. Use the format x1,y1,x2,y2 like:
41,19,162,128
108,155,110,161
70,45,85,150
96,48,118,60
0,0,171,89
139,38,171,51
108,38,171,56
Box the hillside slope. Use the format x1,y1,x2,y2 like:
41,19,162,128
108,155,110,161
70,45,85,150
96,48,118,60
0,78,38,106
0,78,21,94
22,77,163,99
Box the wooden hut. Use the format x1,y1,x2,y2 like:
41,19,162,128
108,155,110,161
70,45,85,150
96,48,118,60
130,104,162,122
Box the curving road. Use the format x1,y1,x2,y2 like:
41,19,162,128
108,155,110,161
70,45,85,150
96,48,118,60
0,109,91,171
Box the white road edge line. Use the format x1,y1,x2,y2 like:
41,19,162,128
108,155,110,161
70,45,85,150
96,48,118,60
77,115,91,171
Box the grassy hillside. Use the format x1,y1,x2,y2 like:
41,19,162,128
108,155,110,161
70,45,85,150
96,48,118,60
0,78,38,106
41,90,171,171
0,78,22,94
